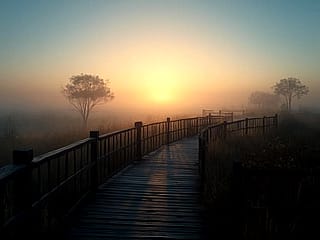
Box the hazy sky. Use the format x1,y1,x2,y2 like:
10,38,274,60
1,0,319,115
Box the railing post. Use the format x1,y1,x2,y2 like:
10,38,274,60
223,121,227,139
13,149,33,210
245,118,248,135
208,113,212,125
12,149,34,234
135,121,142,160
263,116,266,134
90,131,99,189
196,117,199,134
166,118,170,145
274,113,278,128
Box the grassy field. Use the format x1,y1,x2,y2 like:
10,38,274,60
0,112,135,166
0,111,197,167
204,112,320,239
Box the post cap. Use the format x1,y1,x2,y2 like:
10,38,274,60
13,148,33,165
90,131,99,138
134,121,143,128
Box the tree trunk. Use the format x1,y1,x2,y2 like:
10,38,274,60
284,96,289,111
81,113,88,131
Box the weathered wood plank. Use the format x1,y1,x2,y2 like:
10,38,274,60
65,137,208,239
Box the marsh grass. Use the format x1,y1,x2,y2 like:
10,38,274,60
204,112,320,238
0,113,135,166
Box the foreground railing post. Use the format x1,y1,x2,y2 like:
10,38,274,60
196,117,200,134
274,113,278,128
12,149,34,233
245,118,249,135
135,122,142,160
263,116,266,134
90,131,99,189
166,118,170,145
223,121,227,139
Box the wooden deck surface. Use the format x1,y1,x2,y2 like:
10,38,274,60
65,137,209,240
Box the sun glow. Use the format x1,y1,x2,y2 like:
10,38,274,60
143,64,180,104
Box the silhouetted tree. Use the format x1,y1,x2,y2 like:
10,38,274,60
249,91,280,110
62,74,114,129
273,77,308,112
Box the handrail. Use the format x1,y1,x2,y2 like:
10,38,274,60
99,127,136,139
0,114,228,237
199,114,278,200
0,164,26,182
32,138,93,164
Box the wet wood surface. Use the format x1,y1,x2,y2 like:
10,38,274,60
65,137,208,239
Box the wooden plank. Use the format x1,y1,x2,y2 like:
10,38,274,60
65,137,208,239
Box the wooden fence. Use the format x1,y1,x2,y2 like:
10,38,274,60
198,115,278,200
0,114,226,237
199,114,320,238
202,109,247,121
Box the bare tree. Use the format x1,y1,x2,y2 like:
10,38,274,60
273,77,308,112
62,74,114,129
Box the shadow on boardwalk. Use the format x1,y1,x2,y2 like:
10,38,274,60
65,137,212,240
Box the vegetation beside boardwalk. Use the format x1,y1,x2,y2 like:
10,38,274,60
234,114,320,169
0,113,127,166
204,112,320,239
0,112,188,167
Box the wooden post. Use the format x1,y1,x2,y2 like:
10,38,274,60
223,121,227,139
196,117,200,134
135,122,142,160
90,131,99,189
12,149,34,234
166,118,170,145
263,116,266,134
208,113,212,125
13,149,33,209
245,118,248,135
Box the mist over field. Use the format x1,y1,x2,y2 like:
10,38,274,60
0,1,319,169
1,1,320,239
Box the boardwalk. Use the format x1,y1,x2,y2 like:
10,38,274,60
65,137,208,239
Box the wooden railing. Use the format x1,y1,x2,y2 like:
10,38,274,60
198,114,278,199
202,109,247,121
0,114,226,237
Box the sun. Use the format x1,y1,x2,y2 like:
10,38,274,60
144,64,179,104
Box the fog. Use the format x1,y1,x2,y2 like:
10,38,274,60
1,0,320,166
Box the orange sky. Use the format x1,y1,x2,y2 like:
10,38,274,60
1,1,319,116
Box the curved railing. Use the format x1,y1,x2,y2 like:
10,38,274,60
198,114,278,200
0,114,229,236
